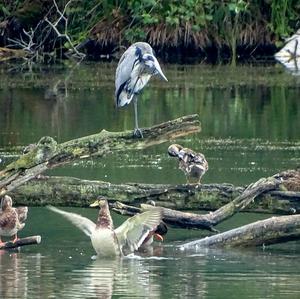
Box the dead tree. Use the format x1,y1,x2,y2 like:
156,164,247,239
9,169,300,214
112,175,282,231
181,214,300,248
0,114,200,196
112,170,300,247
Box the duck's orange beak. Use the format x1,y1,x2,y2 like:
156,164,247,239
153,233,164,242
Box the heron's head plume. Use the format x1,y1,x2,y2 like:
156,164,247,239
143,54,168,81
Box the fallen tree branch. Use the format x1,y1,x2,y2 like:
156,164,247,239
11,175,241,207
45,0,85,59
10,170,300,214
180,214,300,248
112,173,284,231
0,114,200,196
0,235,41,250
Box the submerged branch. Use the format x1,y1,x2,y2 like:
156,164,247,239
111,171,297,231
10,170,300,214
0,114,200,196
0,236,41,250
181,214,300,248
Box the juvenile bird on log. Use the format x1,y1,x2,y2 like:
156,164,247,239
47,199,163,257
0,195,28,246
168,144,208,184
115,42,168,138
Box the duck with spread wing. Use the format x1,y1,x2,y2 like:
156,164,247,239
47,199,163,257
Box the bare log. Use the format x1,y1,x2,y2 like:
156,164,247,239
0,235,41,250
0,114,200,196
112,174,285,231
181,214,300,248
11,175,241,207
11,171,300,214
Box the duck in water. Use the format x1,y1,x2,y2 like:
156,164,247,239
47,199,163,257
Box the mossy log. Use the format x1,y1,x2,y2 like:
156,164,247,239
111,175,281,231
0,114,200,196
181,214,300,248
111,171,300,247
0,236,41,250
11,170,300,214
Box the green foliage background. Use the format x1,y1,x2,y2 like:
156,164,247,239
1,0,300,61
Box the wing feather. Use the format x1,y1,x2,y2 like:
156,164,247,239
115,208,162,253
47,206,96,237
115,45,138,106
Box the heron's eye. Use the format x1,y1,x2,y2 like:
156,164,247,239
143,54,154,62
147,56,154,62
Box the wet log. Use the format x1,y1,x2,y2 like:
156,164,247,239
10,170,300,214
111,175,282,231
181,214,300,248
11,175,242,207
0,114,200,196
0,235,41,250
111,170,300,230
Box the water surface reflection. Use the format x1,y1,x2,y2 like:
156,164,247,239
0,63,300,298
1,242,299,299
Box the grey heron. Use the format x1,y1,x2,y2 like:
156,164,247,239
168,144,209,184
115,42,168,138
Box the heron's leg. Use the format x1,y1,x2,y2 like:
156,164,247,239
133,97,143,138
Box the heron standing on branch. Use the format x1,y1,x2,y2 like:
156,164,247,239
115,42,168,138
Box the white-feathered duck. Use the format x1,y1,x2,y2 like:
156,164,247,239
47,199,163,257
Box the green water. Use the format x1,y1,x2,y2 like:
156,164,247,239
1,208,300,299
0,62,300,298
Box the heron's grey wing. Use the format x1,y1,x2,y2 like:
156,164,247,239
115,46,139,105
47,206,96,237
114,208,162,253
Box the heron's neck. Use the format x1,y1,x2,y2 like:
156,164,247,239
135,47,143,61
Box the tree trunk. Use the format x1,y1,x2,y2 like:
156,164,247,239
181,214,300,248
111,174,282,231
0,114,200,196
10,170,300,214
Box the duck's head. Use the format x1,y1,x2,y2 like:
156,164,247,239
89,198,108,209
168,144,183,157
89,198,113,229
1,195,13,211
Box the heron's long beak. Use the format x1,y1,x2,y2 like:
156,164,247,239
153,57,168,81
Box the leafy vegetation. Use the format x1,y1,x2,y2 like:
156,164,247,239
0,0,300,62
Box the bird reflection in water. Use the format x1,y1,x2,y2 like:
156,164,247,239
0,251,44,298
57,254,166,299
